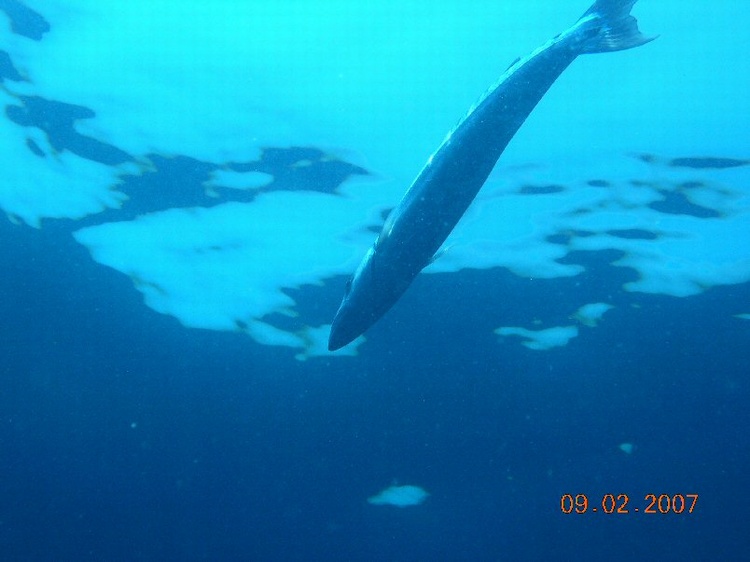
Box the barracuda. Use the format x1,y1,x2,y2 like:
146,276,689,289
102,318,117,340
329,0,654,351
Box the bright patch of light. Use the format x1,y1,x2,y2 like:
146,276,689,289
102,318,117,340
367,484,429,507
496,325,579,350
208,170,273,192
573,303,614,327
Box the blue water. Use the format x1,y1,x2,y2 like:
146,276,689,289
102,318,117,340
2,1,749,561
3,192,749,561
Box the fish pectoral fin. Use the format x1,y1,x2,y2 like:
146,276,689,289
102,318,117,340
429,244,453,266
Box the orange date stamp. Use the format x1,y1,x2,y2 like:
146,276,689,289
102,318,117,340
560,493,698,515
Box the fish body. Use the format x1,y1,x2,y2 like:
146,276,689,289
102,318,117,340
329,0,654,350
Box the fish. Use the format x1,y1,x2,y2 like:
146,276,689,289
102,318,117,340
328,0,654,351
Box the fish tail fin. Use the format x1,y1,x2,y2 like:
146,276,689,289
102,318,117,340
579,0,656,53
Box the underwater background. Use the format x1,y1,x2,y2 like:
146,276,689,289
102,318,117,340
2,1,749,560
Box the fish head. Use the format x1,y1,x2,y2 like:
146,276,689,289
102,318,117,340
328,245,412,351
328,247,379,351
